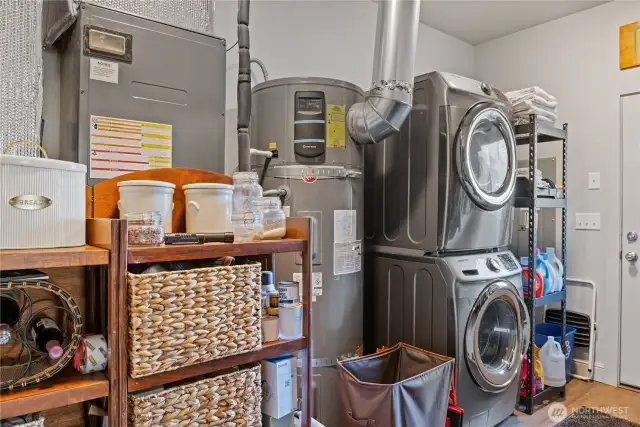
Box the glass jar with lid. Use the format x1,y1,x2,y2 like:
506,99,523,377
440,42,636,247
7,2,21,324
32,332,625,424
231,211,264,242
126,211,164,246
232,172,263,212
252,197,286,240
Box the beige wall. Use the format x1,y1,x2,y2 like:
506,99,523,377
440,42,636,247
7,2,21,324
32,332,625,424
475,1,640,385
214,0,476,172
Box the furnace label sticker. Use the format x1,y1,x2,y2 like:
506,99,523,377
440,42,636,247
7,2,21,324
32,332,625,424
334,240,362,276
326,104,346,148
89,115,172,179
89,58,119,84
334,210,357,243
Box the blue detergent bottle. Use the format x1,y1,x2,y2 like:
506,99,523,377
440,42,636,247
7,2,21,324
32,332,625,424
535,248,552,295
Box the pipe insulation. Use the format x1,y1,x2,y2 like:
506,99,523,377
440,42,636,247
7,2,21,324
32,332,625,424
347,0,421,144
237,0,252,172
1,0,43,156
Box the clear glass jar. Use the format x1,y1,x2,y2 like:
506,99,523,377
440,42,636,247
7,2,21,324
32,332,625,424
252,197,286,240
232,172,263,213
126,211,164,246
231,211,263,242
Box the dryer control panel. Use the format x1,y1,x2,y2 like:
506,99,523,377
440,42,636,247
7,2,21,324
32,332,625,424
448,251,521,282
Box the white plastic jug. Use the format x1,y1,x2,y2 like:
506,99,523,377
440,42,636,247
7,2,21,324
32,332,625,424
539,336,566,387
546,247,564,292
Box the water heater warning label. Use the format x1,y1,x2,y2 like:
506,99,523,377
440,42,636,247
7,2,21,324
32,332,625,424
89,115,172,179
326,104,346,148
334,241,361,275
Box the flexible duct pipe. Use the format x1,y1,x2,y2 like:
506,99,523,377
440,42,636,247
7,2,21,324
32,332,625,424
237,0,252,172
348,0,421,144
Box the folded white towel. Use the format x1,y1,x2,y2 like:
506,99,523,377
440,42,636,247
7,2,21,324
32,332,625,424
506,86,557,104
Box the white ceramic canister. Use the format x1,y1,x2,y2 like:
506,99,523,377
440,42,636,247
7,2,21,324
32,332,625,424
117,180,175,232
183,183,234,233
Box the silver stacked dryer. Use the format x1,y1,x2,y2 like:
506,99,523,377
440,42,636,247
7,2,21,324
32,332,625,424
366,72,529,427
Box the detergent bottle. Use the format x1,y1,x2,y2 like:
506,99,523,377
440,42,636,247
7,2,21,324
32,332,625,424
540,252,558,294
520,257,543,297
535,249,554,295
546,247,564,292
539,336,566,387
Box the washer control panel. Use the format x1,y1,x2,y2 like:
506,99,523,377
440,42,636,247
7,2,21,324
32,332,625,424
497,253,519,271
449,251,521,281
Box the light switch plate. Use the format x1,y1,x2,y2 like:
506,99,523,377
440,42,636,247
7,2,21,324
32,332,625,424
587,213,601,230
576,213,601,230
576,213,588,229
588,172,601,190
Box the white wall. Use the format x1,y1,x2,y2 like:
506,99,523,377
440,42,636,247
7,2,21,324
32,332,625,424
475,1,640,386
215,0,476,172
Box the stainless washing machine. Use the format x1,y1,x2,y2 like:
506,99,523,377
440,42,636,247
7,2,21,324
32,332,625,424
368,250,530,427
365,71,517,254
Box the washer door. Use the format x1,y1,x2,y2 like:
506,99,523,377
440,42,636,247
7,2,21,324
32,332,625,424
456,103,517,211
465,280,529,393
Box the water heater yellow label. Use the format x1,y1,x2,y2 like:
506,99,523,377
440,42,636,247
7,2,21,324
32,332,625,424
326,104,346,148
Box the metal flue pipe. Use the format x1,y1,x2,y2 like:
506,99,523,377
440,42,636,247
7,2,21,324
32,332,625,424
237,0,252,171
348,0,421,144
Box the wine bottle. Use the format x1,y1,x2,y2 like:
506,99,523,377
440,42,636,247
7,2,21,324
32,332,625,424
31,316,64,360
0,291,21,326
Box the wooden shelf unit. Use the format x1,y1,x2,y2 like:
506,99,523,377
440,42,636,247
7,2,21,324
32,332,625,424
1,170,314,426
128,338,307,393
127,239,305,264
0,245,109,270
121,216,314,427
0,218,123,425
0,371,109,420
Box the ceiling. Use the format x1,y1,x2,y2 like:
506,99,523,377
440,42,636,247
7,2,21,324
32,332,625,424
419,1,608,45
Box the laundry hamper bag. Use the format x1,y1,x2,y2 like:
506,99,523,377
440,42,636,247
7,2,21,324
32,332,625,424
128,365,262,426
337,343,454,427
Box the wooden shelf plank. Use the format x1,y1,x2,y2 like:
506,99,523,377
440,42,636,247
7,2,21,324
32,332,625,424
0,245,109,270
0,371,109,419
128,338,307,393
127,239,305,264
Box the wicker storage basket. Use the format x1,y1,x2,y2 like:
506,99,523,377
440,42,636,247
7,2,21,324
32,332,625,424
0,415,44,426
128,264,262,378
128,365,262,426
20,416,45,427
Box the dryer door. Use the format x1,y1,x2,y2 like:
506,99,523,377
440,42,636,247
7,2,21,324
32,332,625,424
456,103,516,211
465,280,528,393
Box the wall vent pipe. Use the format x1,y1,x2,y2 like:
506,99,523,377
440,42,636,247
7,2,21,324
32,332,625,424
348,0,421,144
237,0,252,172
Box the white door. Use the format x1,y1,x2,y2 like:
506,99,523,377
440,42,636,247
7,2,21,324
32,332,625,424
620,93,640,387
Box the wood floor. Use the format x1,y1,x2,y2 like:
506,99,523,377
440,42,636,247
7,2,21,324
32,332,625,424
500,380,640,426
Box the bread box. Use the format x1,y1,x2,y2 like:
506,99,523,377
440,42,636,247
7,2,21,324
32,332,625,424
1,151,87,249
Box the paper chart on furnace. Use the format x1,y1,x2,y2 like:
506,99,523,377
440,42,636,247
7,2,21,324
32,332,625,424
89,115,172,179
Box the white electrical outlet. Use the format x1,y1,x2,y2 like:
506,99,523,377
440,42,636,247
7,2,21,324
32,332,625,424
576,213,601,230
588,172,601,190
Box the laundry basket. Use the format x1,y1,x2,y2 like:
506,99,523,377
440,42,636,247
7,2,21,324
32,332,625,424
337,343,454,427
